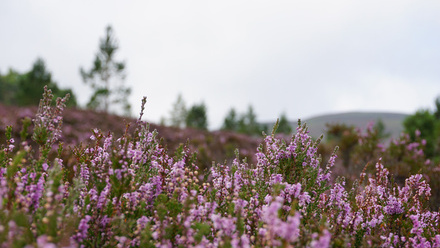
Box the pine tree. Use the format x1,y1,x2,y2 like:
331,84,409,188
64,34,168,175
80,25,131,116
14,58,77,107
222,108,238,131
238,105,261,135
169,94,187,128
277,112,292,134
186,103,208,130
435,96,440,120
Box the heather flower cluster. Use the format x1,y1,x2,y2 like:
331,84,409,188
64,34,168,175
0,88,439,247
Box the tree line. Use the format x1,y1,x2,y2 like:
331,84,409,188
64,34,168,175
403,97,440,160
0,58,77,107
1,24,439,145
165,93,293,135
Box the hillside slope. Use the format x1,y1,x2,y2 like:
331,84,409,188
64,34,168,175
303,112,408,139
0,104,262,170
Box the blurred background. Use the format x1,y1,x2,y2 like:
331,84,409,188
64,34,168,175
0,0,439,130
2,0,440,207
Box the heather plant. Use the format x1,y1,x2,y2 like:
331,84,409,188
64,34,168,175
1,88,440,247
403,110,440,159
324,122,432,179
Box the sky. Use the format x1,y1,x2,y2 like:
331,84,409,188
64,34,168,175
1,1,440,129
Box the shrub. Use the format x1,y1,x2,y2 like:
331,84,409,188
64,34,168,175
0,88,439,247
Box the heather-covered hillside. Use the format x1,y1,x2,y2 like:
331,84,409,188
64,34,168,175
1,91,439,247
0,104,262,170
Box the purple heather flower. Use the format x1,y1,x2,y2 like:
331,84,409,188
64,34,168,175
261,200,282,225
233,198,248,213
384,196,404,215
231,235,250,248
330,183,346,206
211,214,237,236
264,195,273,204
298,192,311,206
100,215,111,228
115,236,129,248
80,164,90,184
8,221,17,240
433,235,440,247
74,215,92,243
310,229,331,248
282,183,302,202
278,213,301,242
137,216,151,229
97,185,111,209
28,176,45,209
37,235,57,248
365,214,384,229
42,163,49,171
269,174,283,185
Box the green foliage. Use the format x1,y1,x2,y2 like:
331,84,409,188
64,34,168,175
80,25,131,116
0,59,77,107
374,119,390,140
186,102,208,130
435,96,440,120
0,69,19,105
16,58,53,106
222,105,268,136
169,93,187,128
237,105,260,135
276,112,292,134
403,109,440,158
222,108,238,131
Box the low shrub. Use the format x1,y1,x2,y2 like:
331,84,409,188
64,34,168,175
0,87,439,247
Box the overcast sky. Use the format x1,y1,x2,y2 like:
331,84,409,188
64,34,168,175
1,1,440,129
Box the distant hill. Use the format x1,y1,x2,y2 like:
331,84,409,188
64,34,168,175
302,112,409,140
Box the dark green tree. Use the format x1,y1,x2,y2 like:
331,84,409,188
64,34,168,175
80,25,131,116
186,103,208,130
169,94,187,128
238,105,264,135
222,108,238,131
435,96,440,120
16,58,52,106
277,112,292,134
13,58,77,107
374,119,390,140
0,69,20,105
403,110,439,158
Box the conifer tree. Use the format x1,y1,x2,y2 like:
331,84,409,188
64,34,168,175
222,108,238,131
80,25,131,116
435,96,440,120
277,112,292,134
13,58,77,107
186,103,208,130
169,94,187,128
238,105,261,135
